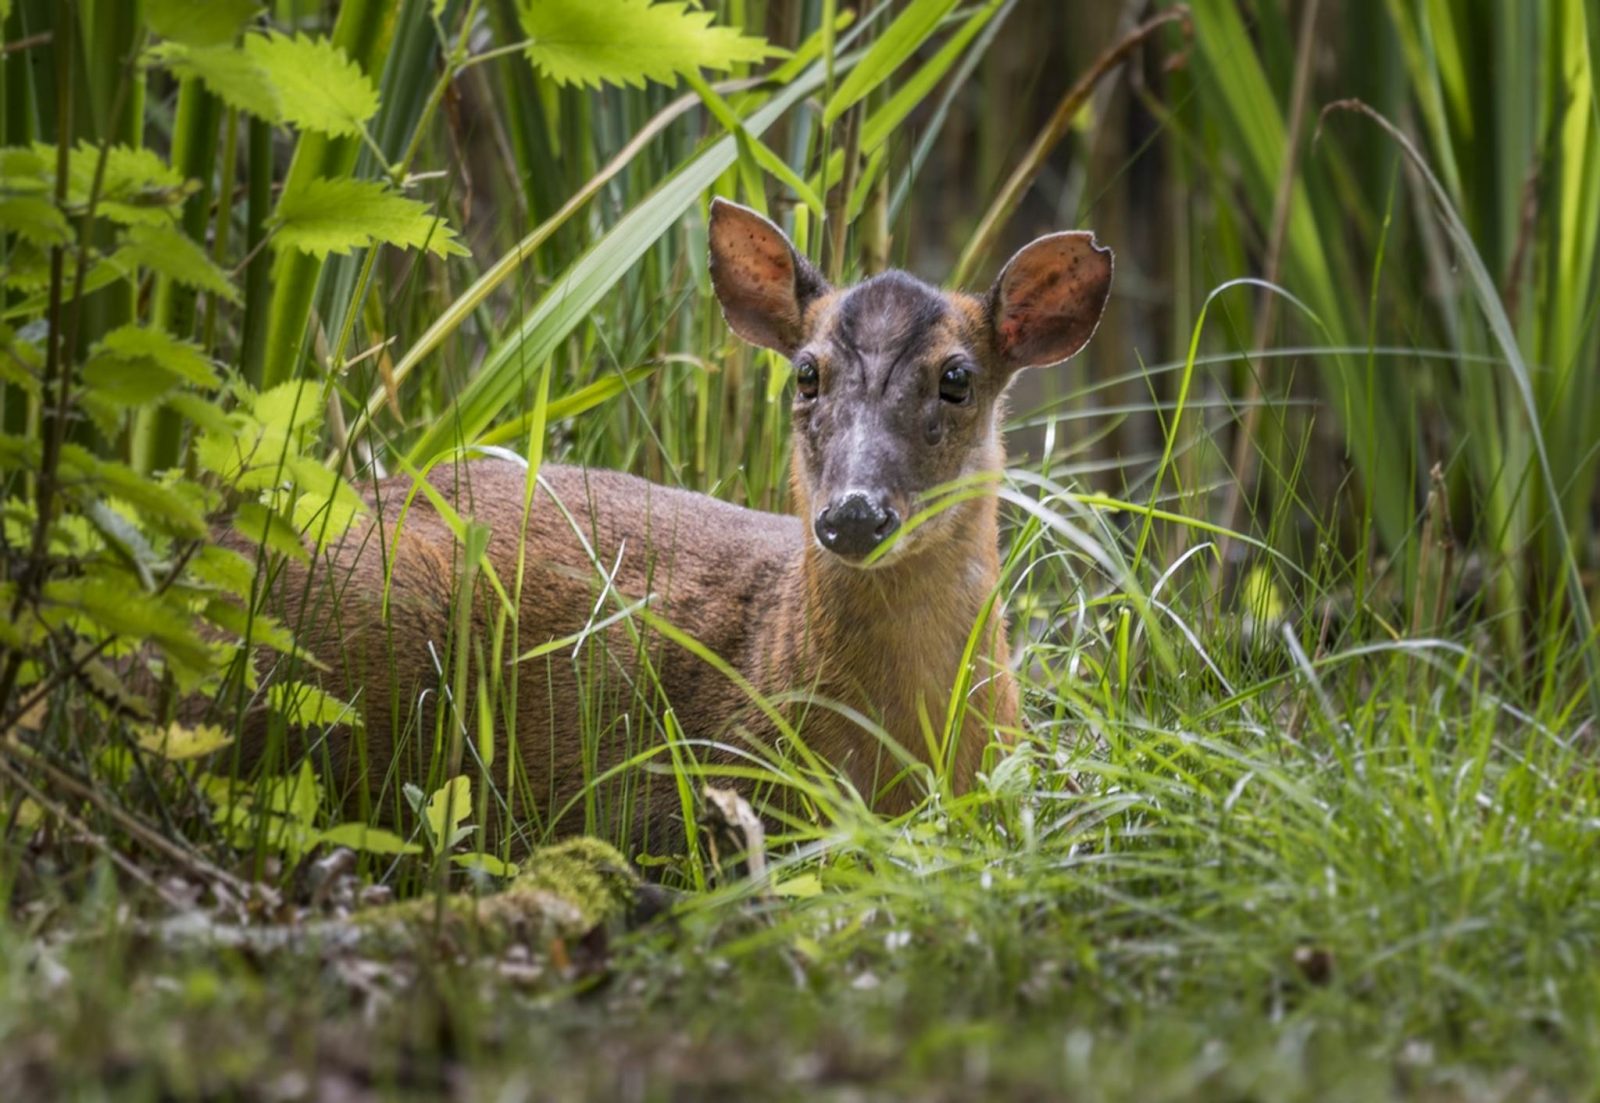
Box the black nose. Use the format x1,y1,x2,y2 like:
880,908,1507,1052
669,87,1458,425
815,491,901,560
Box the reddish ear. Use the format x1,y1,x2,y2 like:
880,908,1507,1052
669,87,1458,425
708,197,830,357
986,232,1113,371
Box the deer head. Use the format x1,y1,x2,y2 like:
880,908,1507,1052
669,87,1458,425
709,197,1112,567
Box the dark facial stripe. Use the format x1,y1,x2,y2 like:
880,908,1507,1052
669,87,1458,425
831,272,950,379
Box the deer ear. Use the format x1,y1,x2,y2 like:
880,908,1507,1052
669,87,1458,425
709,197,830,357
986,232,1113,372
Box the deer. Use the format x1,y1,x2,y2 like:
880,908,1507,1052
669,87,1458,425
236,198,1112,851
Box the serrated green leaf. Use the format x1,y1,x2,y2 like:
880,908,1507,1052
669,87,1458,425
1,241,116,300
57,444,210,538
82,356,178,406
0,434,41,472
83,324,218,408
518,0,782,89
245,31,379,138
0,145,50,184
202,599,300,655
95,324,219,388
251,379,324,439
205,765,323,860
286,457,368,547
117,222,241,303
151,32,375,139
320,823,422,856
232,501,309,563
136,721,235,760
0,197,70,245
271,176,466,259
198,419,284,488
50,142,193,225
40,576,213,673
189,544,257,599
149,41,283,121
0,327,42,395
268,680,358,727
144,0,259,46
163,390,236,435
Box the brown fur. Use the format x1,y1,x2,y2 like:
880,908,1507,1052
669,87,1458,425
232,200,1112,850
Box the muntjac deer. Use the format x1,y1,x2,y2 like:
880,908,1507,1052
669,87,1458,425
240,198,1112,849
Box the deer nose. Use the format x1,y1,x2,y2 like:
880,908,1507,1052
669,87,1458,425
815,491,900,561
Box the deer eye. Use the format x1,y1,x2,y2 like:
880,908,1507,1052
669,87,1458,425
795,356,820,400
939,362,973,405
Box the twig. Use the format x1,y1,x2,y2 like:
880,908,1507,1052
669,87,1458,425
1,31,51,55
2,733,249,898
0,754,187,908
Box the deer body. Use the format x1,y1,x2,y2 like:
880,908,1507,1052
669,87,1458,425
242,200,1111,848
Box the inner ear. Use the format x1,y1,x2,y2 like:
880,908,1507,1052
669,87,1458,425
986,232,1113,372
708,198,830,357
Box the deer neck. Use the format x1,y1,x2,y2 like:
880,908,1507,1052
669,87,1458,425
783,492,1006,718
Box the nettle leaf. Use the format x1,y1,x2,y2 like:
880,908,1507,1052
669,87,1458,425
232,501,309,563
0,145,50,185
2,240,114,295
0,326,43,395
163,391,236,436
144,0,260,47
0,197,70,246
57,444,210,538
197,422,263,486
117,222,240,303
252,379,325,438
319,823,422,856
150,41,283,122
518,0,782,89
208,763,323,860
40,576,212,674
286,455,367,546
94,324,219,388
82,324,218,408
151,33,376,139
269,680,358,728
290,489,365,549
82,357,177,407
271,177,467,259
51,142,193,225
189,544,257,599
136,721,235,761
202,599,300,655
199,381,323,488
0,434,41,472
245,32,379,138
